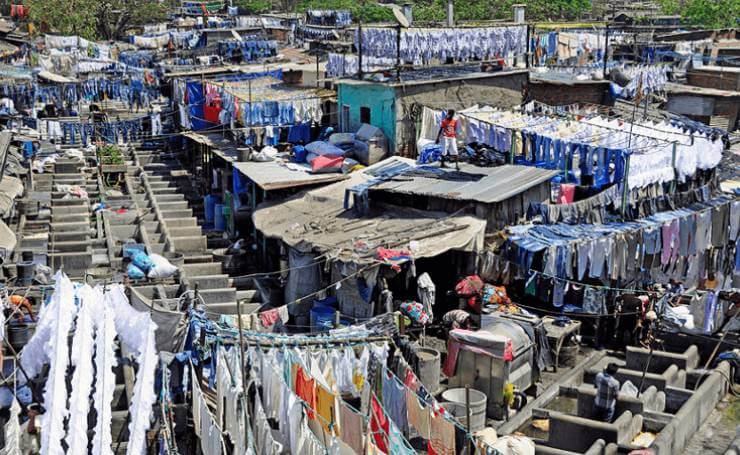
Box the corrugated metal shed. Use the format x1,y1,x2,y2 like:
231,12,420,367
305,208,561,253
371,164,558,204
253,157,486,261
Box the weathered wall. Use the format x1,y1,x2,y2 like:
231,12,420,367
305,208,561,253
394,72,528,157
687,70,740,91
336,83,396,149
528,80,610,107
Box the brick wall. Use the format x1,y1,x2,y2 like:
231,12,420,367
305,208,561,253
528,80,610,106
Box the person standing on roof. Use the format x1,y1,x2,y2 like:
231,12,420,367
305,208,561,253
593,363,620,422
435,109,460,170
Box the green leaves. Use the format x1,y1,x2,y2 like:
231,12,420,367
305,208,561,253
27,0,167,40
659,0,740,28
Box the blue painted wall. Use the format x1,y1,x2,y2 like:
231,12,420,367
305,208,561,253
337,82,397,151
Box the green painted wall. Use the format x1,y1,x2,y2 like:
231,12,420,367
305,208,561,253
337,83,397,152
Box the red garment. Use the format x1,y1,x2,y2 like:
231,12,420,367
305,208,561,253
370,395,389,453
259,308,280,328
558,184,576,204
403,368,421,392
375,248,412,262
203,104,221,123
440,118,458,138
455,275,484,296
294,366,317,419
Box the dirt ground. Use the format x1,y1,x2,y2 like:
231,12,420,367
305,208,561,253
682,394,739,454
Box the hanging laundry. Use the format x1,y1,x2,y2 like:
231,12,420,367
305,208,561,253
370,394,390,453
428,409,456,455
339,401,364,453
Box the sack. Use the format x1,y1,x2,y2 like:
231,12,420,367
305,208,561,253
147,254,179,279
305,141,345,158
252,146,278,162
127,264,146,280
131,251,153,272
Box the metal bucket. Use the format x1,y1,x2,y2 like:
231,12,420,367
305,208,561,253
416,347,441,394
213,248,246,275
237,147,252,162
441,388,488,432
8,324,33,352
163,251,185,268
16,261,35,285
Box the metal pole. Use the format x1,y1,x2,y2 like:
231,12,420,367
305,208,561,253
466,385,472,454
316,45,320,88
235,298,251,443
358,22,363,79
396,24,402,80
248,79,252,126
603,23,610,76
525,24,531,68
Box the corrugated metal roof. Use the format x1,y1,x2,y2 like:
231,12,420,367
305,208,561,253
185,132,348,191
372,164,558,204
253,157,487,261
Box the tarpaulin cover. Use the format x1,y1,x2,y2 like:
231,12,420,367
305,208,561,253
311,155,344,173
186,81,204,106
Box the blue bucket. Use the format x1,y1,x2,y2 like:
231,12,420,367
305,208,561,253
204,195,219,225
310,305,336,332
214,203,226,231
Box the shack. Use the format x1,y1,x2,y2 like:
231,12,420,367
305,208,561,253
664,82,740,131
528,72,612,107
336,67,529,156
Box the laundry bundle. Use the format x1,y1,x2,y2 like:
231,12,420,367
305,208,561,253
504,194,739,291
326,53,395,77
357,26,527,65
306,9,352,27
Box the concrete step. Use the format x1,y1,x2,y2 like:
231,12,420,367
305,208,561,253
160,209,193,219
169,235,207,252
197,288,237,304
185,274,231,289
181,262,223,276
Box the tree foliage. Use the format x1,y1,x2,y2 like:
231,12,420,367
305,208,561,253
28,0,167,41
235,0,273,14
295,0,592,23
658,0,740,28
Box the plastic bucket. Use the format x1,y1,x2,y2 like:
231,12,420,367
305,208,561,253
441,388,487,432
214,204,226,231
310,305,336,333
204,195,218,225
416,347,441,394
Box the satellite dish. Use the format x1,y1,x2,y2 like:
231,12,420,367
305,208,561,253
393,8,410,28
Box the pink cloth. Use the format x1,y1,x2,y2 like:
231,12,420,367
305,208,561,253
558,183,575,204
259,308,280,328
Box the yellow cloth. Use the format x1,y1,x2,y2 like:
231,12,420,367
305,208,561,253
316,384,338,435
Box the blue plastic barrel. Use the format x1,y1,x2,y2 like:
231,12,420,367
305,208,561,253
204,195,218,225
310,305,336,332
214,203,226,231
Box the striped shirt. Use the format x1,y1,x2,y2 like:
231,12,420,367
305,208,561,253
594,372,620,409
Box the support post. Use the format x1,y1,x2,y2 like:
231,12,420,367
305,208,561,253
358,22,363,79
396,24,402,80
603,23,610,77
466,385,472,453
